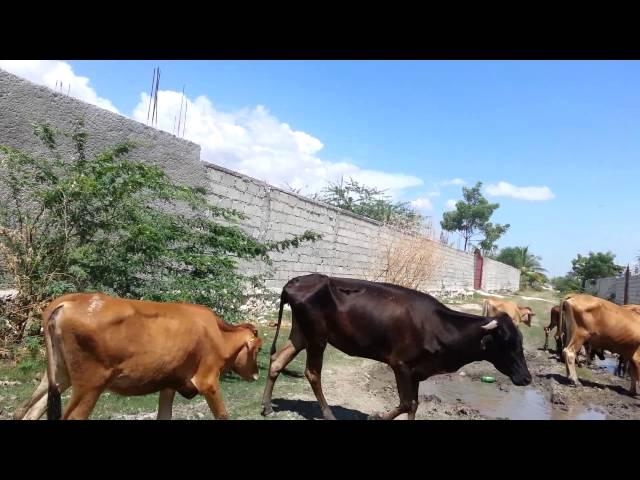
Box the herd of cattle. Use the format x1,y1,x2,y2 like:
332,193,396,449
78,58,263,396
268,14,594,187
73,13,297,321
10,273,640,420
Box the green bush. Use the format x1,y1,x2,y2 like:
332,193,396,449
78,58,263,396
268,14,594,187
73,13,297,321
0,120,320,343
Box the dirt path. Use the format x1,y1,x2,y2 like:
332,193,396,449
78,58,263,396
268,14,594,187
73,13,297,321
264,346,640,421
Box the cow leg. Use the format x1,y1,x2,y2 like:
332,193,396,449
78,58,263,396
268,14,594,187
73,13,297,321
563,335,586,387
628,352,640,397
555,329,564,358
202,381,229,420
304,345,335,420
14,371,48,420
616,356,624,377
543,328,549,351
407,378,419,420
370,366,417,420
157,389,176,420
261,324,306,416
584,344,593,366
63,387,103,420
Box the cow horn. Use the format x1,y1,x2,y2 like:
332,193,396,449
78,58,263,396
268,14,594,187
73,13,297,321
481,319,499,331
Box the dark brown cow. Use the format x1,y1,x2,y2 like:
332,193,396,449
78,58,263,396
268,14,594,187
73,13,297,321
543,305,562,353
260,274,531,420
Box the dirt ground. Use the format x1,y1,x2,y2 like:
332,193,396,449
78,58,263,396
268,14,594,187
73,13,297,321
260,347,640,421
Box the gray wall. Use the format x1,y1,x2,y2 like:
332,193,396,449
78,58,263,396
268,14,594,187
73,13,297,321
0,69,204,189
586,275,640,304
0,68,520,295
204,162,519,294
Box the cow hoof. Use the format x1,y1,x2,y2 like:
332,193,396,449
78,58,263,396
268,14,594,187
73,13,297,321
367,413,383,420
261,406,274,417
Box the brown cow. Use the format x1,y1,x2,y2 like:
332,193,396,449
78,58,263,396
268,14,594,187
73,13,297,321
482,298,535,327
543,305,604,366
543,305,562,353
614,305,640,377
36,293,261,420
560,294,640,395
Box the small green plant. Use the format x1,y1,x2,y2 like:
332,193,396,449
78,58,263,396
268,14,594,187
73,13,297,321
318,177,424,230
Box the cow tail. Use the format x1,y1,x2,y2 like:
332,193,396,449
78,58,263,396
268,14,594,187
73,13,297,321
559,298,573,355
44,304,65,420
271,289,287,356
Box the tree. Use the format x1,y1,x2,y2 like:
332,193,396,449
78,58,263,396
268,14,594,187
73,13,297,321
495,246,547,289
479,223,510,256
440,182,510,252
319,177,423,230
551,274,582,294
0,121,320,343
570,251,624,289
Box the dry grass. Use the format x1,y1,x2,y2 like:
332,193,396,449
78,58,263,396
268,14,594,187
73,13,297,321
365,224,444,291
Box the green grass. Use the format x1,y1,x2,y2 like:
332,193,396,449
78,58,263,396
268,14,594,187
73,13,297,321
0,324,350,420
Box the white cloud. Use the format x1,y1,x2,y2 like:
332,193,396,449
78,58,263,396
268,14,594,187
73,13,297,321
131,90,423,197
410,197,433,211
0,61,426,198
427,191,440,197
441,178,466,186
0,60,119,113
445,199,458,211
485,181,555,201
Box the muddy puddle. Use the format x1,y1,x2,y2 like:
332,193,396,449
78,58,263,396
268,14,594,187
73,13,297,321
594,356,619,375
419,377,606,420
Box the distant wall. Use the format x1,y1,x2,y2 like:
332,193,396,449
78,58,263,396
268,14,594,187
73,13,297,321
586,275,640,304
0,68,521,295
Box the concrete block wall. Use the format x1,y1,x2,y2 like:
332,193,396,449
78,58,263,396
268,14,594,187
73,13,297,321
482,257,520,292
0,69,205,190
588,275,640,305
204,163,520,294
0,67,521,295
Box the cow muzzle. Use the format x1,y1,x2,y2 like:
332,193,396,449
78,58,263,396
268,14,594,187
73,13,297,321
511,369,532,386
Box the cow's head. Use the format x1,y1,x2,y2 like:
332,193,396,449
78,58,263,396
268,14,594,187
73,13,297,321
231,325,263,381
518,306,535,327
480,314,532,386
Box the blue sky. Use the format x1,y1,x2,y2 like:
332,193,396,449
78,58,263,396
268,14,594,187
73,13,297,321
2,60,639,277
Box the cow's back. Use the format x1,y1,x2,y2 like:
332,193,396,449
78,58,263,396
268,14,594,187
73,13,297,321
485,299,522,325
284,275,445,362
51,293,221,394
565,294,640,352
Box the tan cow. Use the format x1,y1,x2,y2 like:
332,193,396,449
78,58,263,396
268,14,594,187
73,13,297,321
614,304,640,377
560,294,640,395
482,298,535,327
621,304,640,315
543,305,605,366
20,293,262,420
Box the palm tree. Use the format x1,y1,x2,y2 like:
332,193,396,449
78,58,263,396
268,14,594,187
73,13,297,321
496,246,547,288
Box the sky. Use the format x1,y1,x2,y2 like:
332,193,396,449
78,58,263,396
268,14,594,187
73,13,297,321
1,60,639,277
